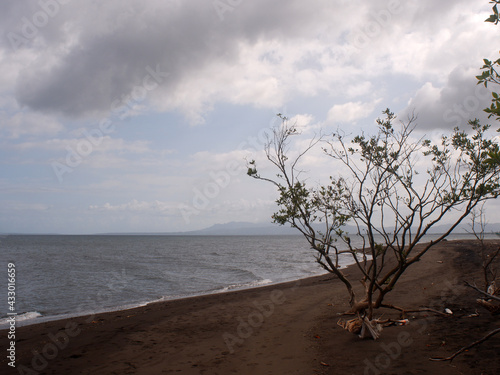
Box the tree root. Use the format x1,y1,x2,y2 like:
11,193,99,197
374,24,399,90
430,328,500,361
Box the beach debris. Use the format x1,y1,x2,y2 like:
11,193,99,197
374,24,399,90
359,317,382,340
444,308,453,315
337,317,386,339
487,281,498,296
337,318,362,334
466,310,480,318
395,319,410,326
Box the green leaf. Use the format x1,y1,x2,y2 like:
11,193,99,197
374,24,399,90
485,15,497,23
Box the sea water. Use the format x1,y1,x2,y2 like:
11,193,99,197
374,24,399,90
0,233,493,328
0,235,327,328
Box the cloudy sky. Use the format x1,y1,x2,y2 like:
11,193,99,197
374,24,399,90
1,0,499,234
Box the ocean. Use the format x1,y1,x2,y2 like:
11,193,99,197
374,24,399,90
0,235,327,328
0,233,494,328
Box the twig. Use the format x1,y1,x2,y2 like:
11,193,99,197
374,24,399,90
430,328,500,361
465,281,500,302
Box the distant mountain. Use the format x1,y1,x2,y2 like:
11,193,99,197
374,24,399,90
424,222,500,235
179,221,500,236
182,222,301,236
90,220,500,236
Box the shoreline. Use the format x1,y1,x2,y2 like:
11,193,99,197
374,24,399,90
0,270,330,331
1,239,499,374
2,233,496,331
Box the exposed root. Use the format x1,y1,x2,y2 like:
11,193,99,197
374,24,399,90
430,328,500,362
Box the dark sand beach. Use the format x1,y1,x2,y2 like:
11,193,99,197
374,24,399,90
1,239,499,374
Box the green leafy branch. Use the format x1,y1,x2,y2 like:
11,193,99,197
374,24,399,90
477,1,500,120
485,0,500,24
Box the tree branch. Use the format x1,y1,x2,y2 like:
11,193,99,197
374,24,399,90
465,281,500,302
430,328,500,362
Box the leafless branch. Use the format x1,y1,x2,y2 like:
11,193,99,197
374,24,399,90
430,328,500,362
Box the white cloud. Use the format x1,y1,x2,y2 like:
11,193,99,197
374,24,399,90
327,99,381,123
89,199,178,215
11,136,152,154
0,111,63,138
0,201,51,211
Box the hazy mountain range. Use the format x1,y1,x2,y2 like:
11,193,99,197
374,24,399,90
115,221,500,236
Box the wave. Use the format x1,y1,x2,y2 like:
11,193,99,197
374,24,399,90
217,278,273,293
0,311,42,329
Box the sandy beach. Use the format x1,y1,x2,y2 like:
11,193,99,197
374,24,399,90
1,239,499,374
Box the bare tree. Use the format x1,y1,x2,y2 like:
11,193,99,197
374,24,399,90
248,110,500,338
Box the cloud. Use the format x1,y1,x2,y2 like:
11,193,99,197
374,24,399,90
7,0,353,122
0,110,63,138
0,201,51,211
327,99,381,123
0,0,494,127
11,136,151,153
1,0,461,124
401,65,494,130
89,199,178,216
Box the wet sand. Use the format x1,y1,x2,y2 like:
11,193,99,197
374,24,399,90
1,239,499,374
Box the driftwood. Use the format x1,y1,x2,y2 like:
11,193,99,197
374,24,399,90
337,317,409,340
337,318,363,334
464,281,500,315
336,317,383,340
430,328,500,362
465,282,500,302
476,299,500,315
380,303,451,317
359,317,383,339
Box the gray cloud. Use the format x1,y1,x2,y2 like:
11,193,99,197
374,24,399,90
3,0,492,125
8,0,351,120
401,65,495,131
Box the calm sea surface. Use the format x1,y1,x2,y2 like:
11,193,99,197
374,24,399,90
0,235,322,328
0,233,493,328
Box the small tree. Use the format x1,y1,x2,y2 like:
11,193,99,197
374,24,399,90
467,203,499,294
429,0,500,360
248,110,500,337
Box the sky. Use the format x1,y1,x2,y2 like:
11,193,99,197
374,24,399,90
1,0,499,234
